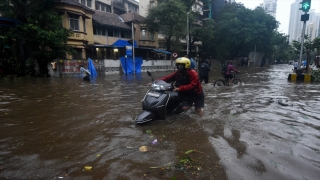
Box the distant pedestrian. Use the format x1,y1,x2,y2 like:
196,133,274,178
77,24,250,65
303,60,307,67
199,59,211,84
293,60,298,71
80,65,91,81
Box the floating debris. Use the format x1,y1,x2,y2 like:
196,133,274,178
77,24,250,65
84,165,92,171
139,146,148,152
146,130,152,134
151,139,158,145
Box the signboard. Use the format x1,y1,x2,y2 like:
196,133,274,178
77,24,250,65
126,46,132,56
172,52,178,58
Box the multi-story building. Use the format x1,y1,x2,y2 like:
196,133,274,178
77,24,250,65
75,0,139,15
261,0,277,18
54,0,95,59
288,0,303,43
288,0,319,43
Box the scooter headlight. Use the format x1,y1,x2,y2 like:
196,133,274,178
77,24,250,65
151,83,166,91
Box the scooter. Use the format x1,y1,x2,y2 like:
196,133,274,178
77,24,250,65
135,71,183,124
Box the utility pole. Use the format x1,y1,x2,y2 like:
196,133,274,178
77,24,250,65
187,13,189,56
132,21,135,74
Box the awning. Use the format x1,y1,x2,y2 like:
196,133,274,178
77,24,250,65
153,49,171,54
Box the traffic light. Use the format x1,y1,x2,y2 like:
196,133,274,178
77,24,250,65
299,0,311,12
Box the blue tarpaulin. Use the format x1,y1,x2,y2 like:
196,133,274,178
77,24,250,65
154,49,171,54
88,58,97,77
112,39,138,47
120,57,143,74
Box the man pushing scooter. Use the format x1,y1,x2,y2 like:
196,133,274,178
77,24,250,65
157,57,204,117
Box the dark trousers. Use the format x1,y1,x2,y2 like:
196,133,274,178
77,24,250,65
199,76,209,83
83,75,90,81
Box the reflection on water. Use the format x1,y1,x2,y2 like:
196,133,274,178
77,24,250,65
0,65,319,179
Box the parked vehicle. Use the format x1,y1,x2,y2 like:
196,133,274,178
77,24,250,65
135,71,183,124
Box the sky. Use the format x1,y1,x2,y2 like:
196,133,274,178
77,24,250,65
236,0,320,34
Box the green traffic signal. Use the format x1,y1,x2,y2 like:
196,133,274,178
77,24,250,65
299,0,311,12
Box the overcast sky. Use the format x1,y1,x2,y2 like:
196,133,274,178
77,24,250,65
236,0,320,34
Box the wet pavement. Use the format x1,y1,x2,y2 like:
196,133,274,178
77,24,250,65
0,64,319,180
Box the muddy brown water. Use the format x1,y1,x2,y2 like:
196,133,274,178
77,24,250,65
0,64,319,180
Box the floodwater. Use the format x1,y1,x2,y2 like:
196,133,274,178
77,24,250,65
0,64,319,180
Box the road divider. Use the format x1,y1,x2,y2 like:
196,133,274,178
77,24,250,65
287,74,312,82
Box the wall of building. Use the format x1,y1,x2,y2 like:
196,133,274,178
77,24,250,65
48,59,174,77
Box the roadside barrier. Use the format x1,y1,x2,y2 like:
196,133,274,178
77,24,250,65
287,73,312,82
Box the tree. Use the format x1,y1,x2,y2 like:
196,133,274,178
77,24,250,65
268,32,293,64
291,35,320,69
145,0,187,52
212,3,279,62
0,0,74,76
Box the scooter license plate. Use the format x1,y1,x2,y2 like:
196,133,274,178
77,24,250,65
147,92,160,97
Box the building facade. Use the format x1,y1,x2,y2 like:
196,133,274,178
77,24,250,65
55,0,95,60
261,0,277,18
74,0,139,15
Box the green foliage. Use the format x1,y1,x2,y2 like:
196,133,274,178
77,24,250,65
291,36,319,64
313,37,320,55
311,70,320,82
0,0,73,76
268,32,293,62
212,3,279,62
193,19,215,56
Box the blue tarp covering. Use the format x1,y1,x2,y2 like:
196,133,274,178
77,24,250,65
112,39,138,47
120,57,143,74
154,49,171,54
88,58,97,77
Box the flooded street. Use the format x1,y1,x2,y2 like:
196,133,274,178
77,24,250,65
0,64,319,180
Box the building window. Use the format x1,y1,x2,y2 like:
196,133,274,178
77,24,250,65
83,19,86,33
141,29,146,40
94,27,106,36
149,32,154,41
113,30,120,37
95,3,100,10
69,14,79,31
101,5,105,11
128,4,138,13
87,0,92,8
108,29,113,36
73,48,82,59
81,0,85,6
106,6,111,12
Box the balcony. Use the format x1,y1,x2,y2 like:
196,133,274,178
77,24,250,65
112,1,126,11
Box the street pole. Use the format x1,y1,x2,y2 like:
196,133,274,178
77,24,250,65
299,19,306,70
125,55,127,78
187,12,189,56
254,45,256,66
132,22,135,74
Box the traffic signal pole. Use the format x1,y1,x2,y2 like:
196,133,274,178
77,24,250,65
298,0,311,70
299,18,306,70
